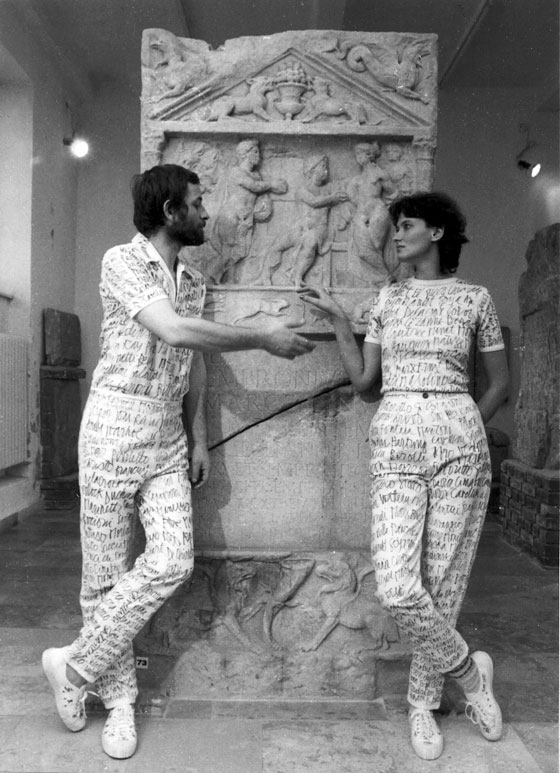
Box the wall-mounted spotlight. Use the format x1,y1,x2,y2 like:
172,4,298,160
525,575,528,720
516,124,541,178
517,143,541,177
63,135,90,159
63,100,89,159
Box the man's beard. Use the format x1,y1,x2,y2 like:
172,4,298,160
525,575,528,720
168,222,205,247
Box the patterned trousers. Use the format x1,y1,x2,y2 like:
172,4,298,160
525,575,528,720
67,390,194,708
369,392,491,710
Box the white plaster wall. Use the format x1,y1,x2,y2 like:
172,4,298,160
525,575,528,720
74,84,141,402
0,5,79,516
435,86,560,443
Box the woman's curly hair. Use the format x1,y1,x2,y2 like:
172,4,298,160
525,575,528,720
388,191,469,274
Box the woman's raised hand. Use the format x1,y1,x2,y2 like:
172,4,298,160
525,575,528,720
297,285,347,319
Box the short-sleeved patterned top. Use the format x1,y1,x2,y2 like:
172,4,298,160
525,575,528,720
90,233,206,401
364,277,504,394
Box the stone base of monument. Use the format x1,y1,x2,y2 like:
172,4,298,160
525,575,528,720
133,549,412,703
500,459,560,567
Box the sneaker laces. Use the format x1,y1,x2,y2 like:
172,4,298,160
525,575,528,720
464,700,492,732
105,705,136,738
74,690,97,723
464,675,495,731
410,709,439,741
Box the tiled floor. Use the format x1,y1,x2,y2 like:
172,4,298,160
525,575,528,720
0,506,557,772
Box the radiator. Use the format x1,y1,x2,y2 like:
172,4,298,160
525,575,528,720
0,334,28,468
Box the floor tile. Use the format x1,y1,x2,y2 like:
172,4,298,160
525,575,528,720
511,722,559,773
0,507,556,772
126,718,263,773
261,717,545,773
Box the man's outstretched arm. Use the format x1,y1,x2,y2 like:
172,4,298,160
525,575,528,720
136,298,314,359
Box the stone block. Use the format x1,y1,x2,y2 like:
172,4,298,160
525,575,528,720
43,308,82,367
40,377,82,478
140,27,437,701
135,549,407,701
514,224,559,469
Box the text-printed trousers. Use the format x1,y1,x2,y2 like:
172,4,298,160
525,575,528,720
369,392,491,710
66,390,194,708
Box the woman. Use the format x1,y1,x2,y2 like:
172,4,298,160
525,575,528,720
298,191,509,761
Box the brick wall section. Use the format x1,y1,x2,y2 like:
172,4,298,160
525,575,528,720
500,459,559,567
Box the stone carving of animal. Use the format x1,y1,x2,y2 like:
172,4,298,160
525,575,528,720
231,298,290,325
301,557,399,651
300,78,368,124
144,29,209,99
335,38,431,103
203,77,274,121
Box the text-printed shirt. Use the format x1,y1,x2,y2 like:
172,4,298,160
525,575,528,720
364,277,504,394
90,233,206,401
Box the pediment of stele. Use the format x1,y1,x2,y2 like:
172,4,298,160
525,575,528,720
140,29,438,332
142,29,437,131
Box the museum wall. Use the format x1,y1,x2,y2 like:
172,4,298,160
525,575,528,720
0,4,79,517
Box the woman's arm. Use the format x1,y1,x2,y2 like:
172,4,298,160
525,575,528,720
476,348,510,424
298,286,381,392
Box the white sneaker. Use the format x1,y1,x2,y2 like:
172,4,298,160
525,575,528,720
408,708,444,760
464,651,503,741
42,647,87,732
102,704,137,759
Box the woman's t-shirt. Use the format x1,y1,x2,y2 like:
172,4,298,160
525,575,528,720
364,277,504,394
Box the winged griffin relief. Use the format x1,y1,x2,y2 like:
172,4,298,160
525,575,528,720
330,37,432,104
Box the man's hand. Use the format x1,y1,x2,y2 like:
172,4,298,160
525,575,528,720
189,443,210,489
262,319,315,359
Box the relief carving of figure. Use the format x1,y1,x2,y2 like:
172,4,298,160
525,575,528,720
299,77,369,125
210,139,288,283
242,557,316,650
335,38,431,103
301,557,399,652
381,142,414,195
210,560,268,654
261,154,347,286
340,142,399,283
178,142,220,194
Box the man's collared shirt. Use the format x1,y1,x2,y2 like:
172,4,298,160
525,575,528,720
91,233,206,401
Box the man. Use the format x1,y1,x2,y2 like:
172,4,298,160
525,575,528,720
41,164,313,760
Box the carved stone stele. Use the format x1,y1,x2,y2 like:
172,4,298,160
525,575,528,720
139,29,437,702
141,29,437,332
514,224,559,469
